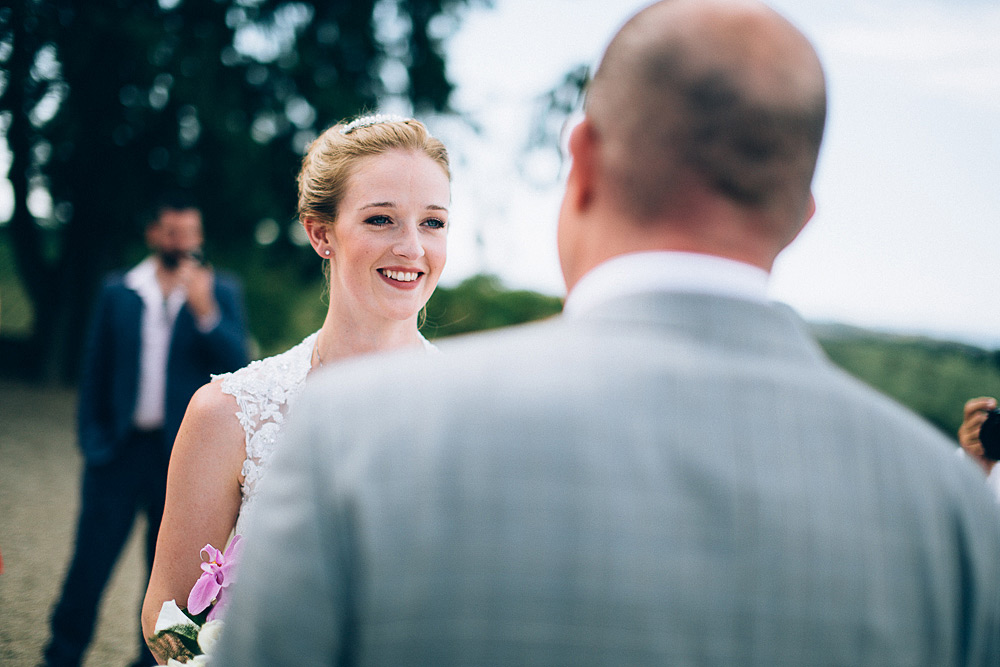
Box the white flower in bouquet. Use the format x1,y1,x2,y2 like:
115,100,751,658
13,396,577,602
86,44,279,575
197,619,225,654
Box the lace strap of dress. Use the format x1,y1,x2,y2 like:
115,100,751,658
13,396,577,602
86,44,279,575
214,332,317,510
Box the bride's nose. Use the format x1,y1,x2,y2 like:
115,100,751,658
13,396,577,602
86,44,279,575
392,223,424,259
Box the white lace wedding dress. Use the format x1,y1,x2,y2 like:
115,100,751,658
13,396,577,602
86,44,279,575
216,331,435,534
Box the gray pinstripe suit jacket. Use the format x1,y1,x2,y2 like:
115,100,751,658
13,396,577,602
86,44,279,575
217,292,1000,666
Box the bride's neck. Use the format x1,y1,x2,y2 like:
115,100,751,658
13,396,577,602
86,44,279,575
316,313,422,364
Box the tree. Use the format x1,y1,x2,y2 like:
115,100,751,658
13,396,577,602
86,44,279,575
0,0,482,381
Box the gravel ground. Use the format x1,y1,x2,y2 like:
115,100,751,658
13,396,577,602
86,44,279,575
1,379,148,667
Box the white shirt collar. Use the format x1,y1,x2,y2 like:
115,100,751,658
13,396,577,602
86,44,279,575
563,251,770,318
125,256,188,307
124,256,158,294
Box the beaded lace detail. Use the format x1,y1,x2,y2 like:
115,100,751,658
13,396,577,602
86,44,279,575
215,332,317,534
215,331,437,534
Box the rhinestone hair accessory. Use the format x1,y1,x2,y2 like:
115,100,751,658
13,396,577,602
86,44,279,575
339,113,411,135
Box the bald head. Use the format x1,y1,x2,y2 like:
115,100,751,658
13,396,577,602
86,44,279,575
586,0,826,226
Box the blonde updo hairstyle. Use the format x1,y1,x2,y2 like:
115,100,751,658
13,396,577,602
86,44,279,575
297,116,450,230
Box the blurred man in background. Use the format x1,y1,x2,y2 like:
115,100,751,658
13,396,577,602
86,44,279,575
44,194,249,667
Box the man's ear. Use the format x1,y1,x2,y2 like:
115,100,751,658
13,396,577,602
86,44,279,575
564,118,597,214
301,218,333,258
557,117,601,294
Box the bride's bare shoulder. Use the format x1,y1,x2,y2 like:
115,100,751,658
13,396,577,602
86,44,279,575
188,379,239,416
175,380,245,455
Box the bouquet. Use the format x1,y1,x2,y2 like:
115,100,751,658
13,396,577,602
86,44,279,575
149,535,242,665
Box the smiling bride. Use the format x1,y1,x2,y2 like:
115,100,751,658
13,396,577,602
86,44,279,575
140,114,451,664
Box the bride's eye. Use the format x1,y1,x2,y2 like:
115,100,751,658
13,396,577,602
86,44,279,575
365,215,392,226
423,217,446,229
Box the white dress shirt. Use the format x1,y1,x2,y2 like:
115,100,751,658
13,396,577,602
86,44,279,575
125,258,187,430
563,251,770,319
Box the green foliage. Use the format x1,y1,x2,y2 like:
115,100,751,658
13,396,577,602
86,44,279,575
814,325,1000,440
0,233,32,338
422,274,563,339
240,256,327,359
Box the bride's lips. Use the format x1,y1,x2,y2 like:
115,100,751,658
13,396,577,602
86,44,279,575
377,267,425,290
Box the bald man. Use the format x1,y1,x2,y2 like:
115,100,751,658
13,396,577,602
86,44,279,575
215,1,1000,664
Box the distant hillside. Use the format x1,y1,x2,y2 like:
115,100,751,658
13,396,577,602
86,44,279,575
423,286,1000,442
811,322,1000,439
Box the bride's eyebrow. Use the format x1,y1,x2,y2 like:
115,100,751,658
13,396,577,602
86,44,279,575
359,202,449,212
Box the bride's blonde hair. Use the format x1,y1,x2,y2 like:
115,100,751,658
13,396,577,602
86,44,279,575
297,115,450,228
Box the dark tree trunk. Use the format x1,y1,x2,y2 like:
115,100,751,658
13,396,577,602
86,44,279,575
4,1,58,380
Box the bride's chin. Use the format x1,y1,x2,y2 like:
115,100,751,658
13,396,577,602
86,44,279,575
376,303,426,322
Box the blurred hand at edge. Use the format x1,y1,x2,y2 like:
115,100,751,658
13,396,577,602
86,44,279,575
959,396,997,474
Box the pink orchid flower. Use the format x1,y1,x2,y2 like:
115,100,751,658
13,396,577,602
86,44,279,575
187,535,242,619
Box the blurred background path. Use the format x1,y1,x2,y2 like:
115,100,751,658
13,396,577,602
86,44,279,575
0,379,146,666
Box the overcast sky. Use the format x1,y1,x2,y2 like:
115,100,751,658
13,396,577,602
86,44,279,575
432,0,1000,346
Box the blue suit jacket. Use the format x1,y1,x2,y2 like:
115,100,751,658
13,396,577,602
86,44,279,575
77,267,250,466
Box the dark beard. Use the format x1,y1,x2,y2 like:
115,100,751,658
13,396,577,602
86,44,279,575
158,250,186,270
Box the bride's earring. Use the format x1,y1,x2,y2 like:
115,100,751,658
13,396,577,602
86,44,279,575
324,249,331,256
